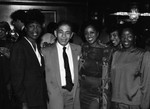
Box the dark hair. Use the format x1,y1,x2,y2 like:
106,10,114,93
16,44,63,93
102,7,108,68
120,22,136,36
56,20,73,31
79,20,101,42
82,20,101,33
0,21,11,32
46,22,57,34
107,23,120,34
25,9,45,26
10,10,26,24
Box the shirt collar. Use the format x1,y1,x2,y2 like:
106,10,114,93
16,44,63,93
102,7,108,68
56,42,70,51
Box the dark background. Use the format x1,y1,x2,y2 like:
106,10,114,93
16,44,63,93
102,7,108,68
0,0,150,45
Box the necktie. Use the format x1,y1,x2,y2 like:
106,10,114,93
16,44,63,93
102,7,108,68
62,47,74,91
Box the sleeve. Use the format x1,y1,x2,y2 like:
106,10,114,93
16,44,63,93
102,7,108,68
78,45,85,71
3,57,11,85
10,44,26,103
140,51,150,109
73,81,81,109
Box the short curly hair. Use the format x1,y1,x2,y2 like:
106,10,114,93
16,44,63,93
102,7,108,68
10,10,26,24
25,9,45,26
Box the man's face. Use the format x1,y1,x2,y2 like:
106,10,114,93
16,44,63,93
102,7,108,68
55,24,73,46
11,20,22,31
26,22,42,41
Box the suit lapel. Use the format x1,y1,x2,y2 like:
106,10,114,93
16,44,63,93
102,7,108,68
51,43,79,95
40,55,45,72
52,44,62,87
23,38,42,67
70,44,79,97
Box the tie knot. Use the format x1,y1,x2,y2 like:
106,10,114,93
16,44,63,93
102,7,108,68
63,47,66,51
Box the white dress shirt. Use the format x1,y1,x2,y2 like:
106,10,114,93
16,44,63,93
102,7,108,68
56,42,74,86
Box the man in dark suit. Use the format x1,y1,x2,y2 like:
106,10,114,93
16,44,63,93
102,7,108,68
42,20,81,109
10,9,48,109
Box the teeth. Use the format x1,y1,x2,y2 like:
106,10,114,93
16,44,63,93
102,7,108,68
33,33,37,35
88,38,92,40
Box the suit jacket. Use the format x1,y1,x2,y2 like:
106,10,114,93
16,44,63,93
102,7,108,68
17,27,26,42
0,43,11,109
42,43,81,109
10,37,48,107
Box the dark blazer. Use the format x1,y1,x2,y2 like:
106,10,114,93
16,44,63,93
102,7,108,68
0,48,11,109
17,27,26,41
10,37,48,107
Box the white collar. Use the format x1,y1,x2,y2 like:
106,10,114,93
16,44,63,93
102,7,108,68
56,42,70,50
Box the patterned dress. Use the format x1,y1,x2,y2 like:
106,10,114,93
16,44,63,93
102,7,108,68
79,43,113,109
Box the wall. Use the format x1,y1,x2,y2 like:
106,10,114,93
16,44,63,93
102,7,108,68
0,0,88,32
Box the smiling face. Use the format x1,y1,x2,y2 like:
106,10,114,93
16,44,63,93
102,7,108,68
110,30,120,46
55,24,73,46
26,22,42,42
121,28,135,49
0,28,6,39
84,25,99,45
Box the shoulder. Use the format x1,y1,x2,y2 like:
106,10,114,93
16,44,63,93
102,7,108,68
70,43,81,50
81,43,89,48
12,38,26,50
132,48,146,57
70,43,81,56
81,43,90,51
41,43,56,54
143,50,150,58
41,33,54,39
140,50,150,67
136,47,146,52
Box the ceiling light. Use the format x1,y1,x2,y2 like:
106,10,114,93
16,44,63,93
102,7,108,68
110,5,150,22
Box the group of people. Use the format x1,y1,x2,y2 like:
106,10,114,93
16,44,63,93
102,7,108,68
79,20,150,109
1,8,82,109
1,8,150,109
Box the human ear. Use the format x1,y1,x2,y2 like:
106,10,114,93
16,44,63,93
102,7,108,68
54,30,57,38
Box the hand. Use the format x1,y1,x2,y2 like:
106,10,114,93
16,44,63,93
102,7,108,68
49,34,56,44
0,47,10,58
22,103,28,109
